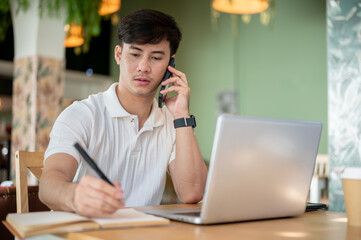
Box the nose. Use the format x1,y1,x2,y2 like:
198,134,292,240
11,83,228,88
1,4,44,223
137,57,151,73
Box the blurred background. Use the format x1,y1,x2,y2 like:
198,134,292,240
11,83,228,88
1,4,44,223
0,0,360,212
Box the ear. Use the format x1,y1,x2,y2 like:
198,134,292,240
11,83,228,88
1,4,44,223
114,45,122,65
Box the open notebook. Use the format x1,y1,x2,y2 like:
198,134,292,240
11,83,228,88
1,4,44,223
5,208,169,238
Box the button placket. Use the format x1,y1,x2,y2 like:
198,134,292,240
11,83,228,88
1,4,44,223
129,116,139,134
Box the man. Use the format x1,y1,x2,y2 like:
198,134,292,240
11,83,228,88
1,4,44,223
39,9,208,217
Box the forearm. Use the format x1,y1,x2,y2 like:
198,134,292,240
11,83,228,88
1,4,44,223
172,127,208,203
39,153,124,217
163,66,207,203
39,170,77,212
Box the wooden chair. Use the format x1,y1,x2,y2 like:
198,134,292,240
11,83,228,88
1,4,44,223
309,154,329,203
15,150,44,213
0,186,49,240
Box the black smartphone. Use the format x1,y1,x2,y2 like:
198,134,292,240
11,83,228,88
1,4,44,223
305,202,328,212
158,58,175,108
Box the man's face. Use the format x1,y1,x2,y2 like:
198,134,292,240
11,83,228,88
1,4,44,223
115,39,172,97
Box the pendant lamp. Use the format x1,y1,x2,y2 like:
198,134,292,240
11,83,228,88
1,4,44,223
212,0,269,15
98,0,121,16
64,24,84,48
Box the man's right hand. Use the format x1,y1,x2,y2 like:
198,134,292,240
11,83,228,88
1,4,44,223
72,175,124,217
39,153,125,218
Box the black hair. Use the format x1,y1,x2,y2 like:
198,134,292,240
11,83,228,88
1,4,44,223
117,9,182,56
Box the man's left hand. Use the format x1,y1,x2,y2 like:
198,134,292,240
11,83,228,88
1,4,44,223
160,65,190,118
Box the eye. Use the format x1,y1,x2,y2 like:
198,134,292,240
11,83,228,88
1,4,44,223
151,57,162,61
130,53,140,57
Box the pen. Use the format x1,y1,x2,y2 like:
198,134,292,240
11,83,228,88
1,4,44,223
73,142,114,186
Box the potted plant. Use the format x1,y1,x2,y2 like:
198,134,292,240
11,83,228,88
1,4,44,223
0,0,119,52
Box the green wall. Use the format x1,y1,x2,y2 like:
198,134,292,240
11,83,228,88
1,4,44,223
0,111,12,126
110,0,328,161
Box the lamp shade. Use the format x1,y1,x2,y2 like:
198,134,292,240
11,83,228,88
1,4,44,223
98,0,121,16
212,0,269,15
64,24,84,48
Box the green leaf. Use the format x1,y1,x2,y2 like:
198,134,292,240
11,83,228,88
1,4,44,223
26,95,31,106
14,69,21,80
39,118,50,128
41,66,51,78
3,0,112,54
13,120,20,129
36,111,41,123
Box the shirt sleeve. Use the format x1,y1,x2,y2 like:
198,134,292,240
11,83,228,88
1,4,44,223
165,107,176,165
44,101,93,164
169,141,176,164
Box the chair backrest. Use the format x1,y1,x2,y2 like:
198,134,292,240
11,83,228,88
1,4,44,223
314,154,329,177
15,150,44,213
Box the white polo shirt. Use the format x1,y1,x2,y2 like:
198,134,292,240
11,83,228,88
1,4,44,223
45,83,176,207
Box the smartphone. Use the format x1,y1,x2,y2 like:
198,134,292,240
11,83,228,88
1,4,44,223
158,57,176,108
305,202,328,212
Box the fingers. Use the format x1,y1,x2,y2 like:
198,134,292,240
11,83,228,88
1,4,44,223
162,66,188,86
161,76,187,88
160,67,189,96
160,85,190,96
73,175,125,217
160,66,191,117
88,176,123,200
112,181,124,199
168,65,187,81
112,181,122,190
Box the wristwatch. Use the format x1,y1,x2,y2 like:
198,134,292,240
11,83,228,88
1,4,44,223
173,115,196,128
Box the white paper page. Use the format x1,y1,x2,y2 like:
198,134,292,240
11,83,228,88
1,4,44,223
92,208,168,225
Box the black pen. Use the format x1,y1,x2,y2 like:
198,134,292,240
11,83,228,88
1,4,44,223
73,142,114,186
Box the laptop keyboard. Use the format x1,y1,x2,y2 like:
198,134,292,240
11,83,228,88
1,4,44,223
174,211,201,217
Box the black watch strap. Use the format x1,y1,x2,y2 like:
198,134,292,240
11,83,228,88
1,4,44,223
173,115,196,128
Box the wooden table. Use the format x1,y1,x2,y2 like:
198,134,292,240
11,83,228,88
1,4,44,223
56,204,360,240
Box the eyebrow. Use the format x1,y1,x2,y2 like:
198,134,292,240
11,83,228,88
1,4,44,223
130,45,166,55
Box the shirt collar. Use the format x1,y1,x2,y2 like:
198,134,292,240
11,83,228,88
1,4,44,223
145,99,165,129
104,83,165,128
104,83,131,118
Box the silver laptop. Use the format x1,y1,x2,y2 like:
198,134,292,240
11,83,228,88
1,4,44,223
147,114,322,224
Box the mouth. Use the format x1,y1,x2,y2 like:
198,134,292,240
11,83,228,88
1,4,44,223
134,76,152,86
